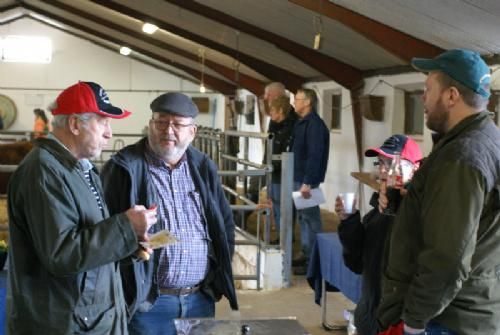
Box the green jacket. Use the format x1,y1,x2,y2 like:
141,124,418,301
7,138,138,334
378,112,500,334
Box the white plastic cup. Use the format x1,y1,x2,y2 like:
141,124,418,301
339,192,356,214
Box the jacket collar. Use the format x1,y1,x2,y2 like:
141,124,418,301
432,111,492,152
297,110,318,123
34,137,79,171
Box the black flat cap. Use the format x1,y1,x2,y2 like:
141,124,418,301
150,92,198,118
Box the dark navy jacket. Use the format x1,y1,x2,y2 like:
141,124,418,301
291,111,330,185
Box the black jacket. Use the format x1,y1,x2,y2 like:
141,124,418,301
338,193,393,335
267,110,297,183
101,138,238,317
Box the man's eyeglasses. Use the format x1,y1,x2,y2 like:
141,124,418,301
373,157,392,169
151,119,194,131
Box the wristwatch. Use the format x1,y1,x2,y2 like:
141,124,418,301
303,184,311,188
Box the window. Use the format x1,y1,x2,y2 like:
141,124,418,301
487,90,499,125
330,93,342,130
404,90,424,135
1,35,52,63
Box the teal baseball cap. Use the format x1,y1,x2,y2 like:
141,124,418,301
411,49,491,98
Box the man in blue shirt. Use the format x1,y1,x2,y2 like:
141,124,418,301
291,88,330,275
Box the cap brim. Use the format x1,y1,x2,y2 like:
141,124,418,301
411,58,441,73
96,106,131,119
364,147,393,159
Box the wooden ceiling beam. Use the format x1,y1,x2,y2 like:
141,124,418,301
89,0,305,92
165,0,363,89
289,0,444,62
20,3,237,95
45,0,265,96
0,3,19,13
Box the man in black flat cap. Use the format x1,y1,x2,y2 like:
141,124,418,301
102,92,238,335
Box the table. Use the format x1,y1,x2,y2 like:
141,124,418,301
174,317,310,335
307,232,362,330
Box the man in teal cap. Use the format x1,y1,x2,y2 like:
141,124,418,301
377,49,500,335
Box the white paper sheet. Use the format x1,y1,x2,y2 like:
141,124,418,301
292,188,326,210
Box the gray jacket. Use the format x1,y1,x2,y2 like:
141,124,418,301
7,138,138,334
378,112,500,334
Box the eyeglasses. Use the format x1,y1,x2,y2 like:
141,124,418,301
373,157,392,169
151,119,194,131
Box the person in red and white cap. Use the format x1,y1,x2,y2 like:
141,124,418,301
7,81,157,334
335,134,422,335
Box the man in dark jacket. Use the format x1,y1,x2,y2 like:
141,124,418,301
336,134,422,335
101,92,238,335
291,88,330,275
7,81,156,334
378,49,500,334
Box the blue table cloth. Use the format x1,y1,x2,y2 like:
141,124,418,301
0,270,5,335
307,232,362,304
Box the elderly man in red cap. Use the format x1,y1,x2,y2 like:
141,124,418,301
102,92,238,335
7,81,157,334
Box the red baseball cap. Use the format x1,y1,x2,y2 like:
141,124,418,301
51,81,131,119
365,134,422,164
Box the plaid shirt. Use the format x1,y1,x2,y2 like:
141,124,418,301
145,148,209,289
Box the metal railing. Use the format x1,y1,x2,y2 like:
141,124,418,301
1,128,296,289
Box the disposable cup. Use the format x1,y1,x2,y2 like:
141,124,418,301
339,192,355,214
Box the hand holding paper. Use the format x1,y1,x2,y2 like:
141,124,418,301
292,187,326,210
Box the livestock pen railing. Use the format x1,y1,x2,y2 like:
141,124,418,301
0,128,296,288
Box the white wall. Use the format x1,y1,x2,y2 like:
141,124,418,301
0,18,226,137
307,71,499,214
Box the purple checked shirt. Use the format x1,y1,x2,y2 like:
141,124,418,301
145,148,209,289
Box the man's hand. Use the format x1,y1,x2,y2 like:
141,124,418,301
300,184,312,199
334,196,348,220
378,182,408,214
378,181,388,213
125,205,158,241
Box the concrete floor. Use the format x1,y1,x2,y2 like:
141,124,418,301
216,275,355,335
222,206,352,334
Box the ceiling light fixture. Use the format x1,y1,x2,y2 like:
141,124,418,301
199,48,206,93
142,23,158,34
313,0,323,50
119,46,131,56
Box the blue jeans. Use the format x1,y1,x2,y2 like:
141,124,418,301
269,183,281,232
129,291,215,335
294,182,323,262
403,321,457,335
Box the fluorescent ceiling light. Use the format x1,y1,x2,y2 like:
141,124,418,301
142,23,158,34
1,35,52,63
120,46,132,56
